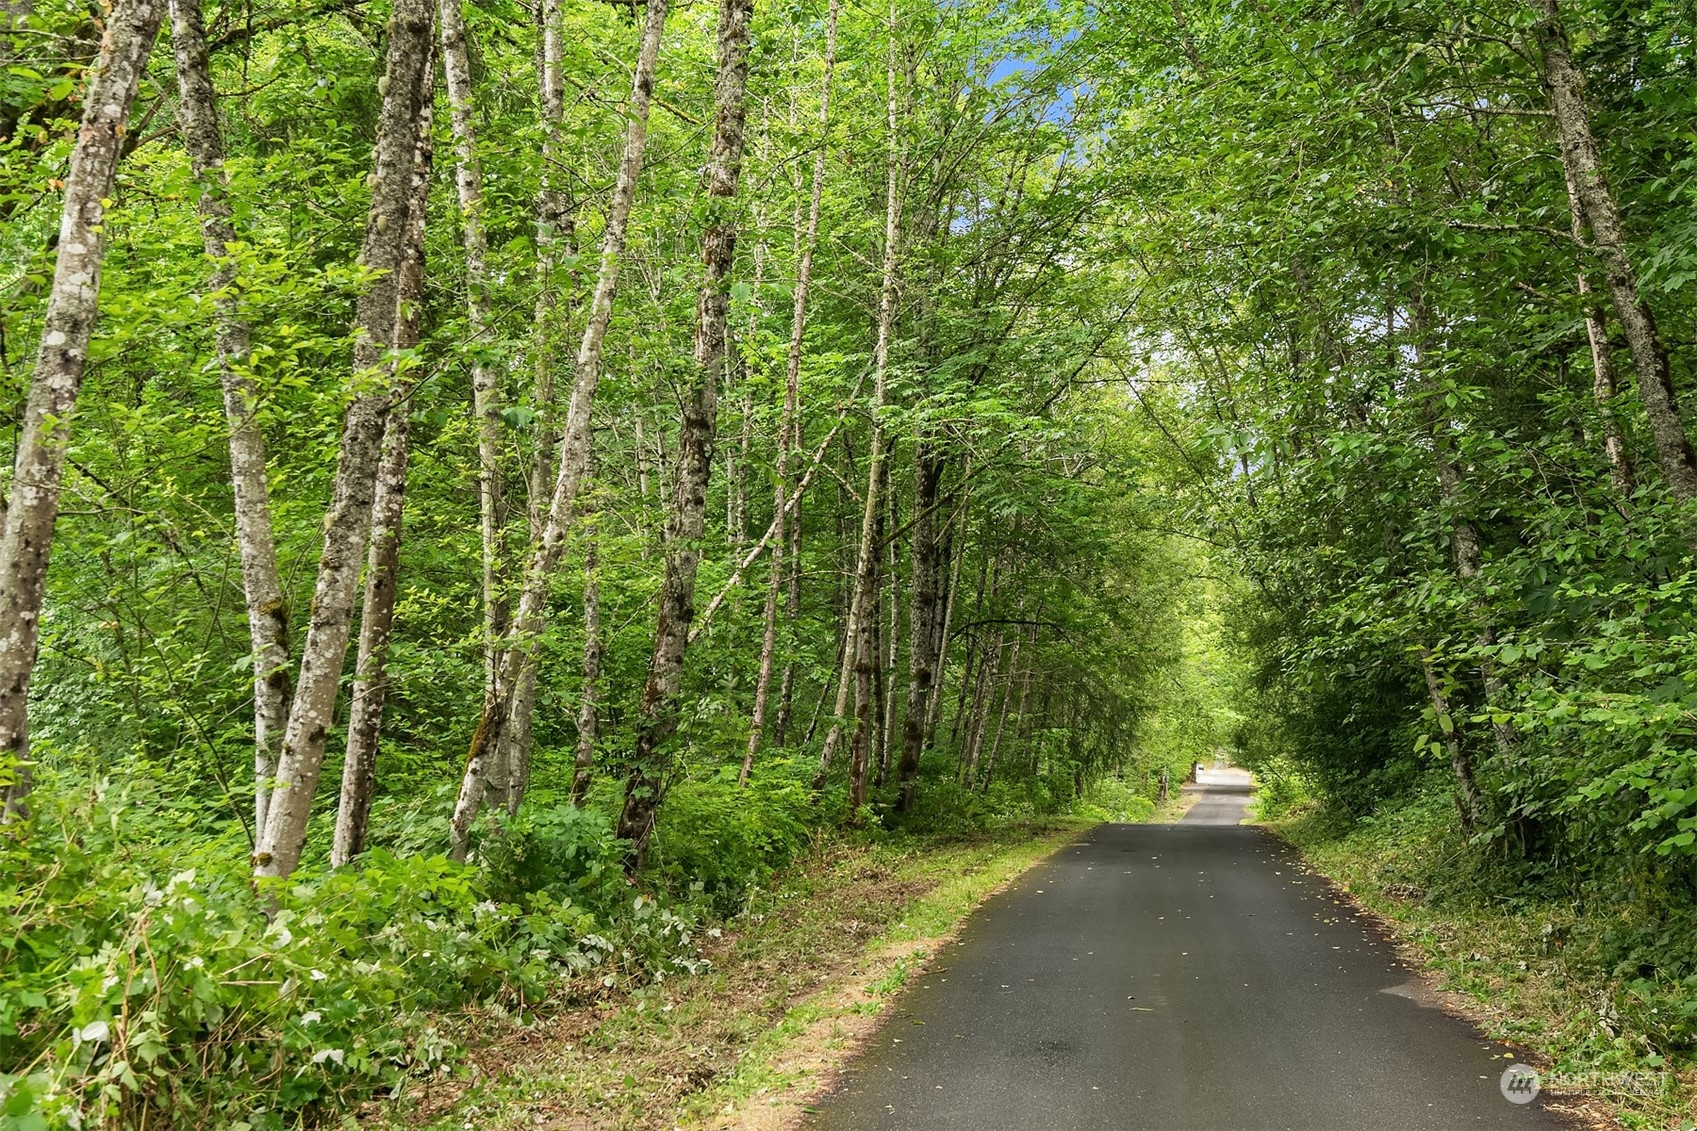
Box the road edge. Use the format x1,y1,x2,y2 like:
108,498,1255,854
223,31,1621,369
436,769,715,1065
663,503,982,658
676,822,1093,1131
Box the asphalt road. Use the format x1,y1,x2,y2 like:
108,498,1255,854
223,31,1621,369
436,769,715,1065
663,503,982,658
808,769,1569,1130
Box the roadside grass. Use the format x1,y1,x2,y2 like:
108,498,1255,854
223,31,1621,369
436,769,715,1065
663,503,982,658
1269,789,1697,1131
393,819,1092,1130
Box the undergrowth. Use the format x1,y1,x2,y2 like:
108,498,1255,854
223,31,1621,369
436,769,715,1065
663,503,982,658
1271,773,1697,1130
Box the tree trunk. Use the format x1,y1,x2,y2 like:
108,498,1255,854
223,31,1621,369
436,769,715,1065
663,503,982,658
0,0,163,821
448,0,667,861
924,515,961,752
771,500,802,746
499,0,581,811
570,509,602,805
170,0,291,838
437,0,505,702
948,550,990,752
253,0,435,881
331,87,434,868
818,19,902,795
1420,650,1484,833
617,0,756,866
894,444,943,811
960,631,1002,788
1560,165,1633,496
742,0,838,784
1531,0,1697,500
875,505,899,791
979,622,1028,793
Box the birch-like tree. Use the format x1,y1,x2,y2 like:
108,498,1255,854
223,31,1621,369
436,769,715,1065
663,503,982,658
253,0,436,881
0,0,163,820
616,0,758,861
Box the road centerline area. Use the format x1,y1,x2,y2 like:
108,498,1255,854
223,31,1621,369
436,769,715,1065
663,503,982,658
808,771,1568,1131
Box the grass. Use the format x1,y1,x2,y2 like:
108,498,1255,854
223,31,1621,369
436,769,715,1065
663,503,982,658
1268,788,1697,1131
389,818,1094,1130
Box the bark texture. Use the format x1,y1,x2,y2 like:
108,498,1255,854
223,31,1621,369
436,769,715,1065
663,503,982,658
617,0,756,863
742,0,838,784
332,86,434,868
895,445,943,810
1561,166,1633,495
170,0,291,837
0,0,163,820
437,0,505,698
448,0,667,860
817,22,902,793
1532,0,1697,500
253,0,435,880
570,512,602,805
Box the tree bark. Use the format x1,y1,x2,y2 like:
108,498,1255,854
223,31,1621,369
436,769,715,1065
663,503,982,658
448,0,667,861
570,505,602,805
331,84,434,868
894,445,943,810
818,18,902,795
1420,650,1483,833
1560,165,1633,496
1531,0,1697,500
875,503,900,790
742,0,838,784
0,0,163,821
617,0,756,865
170,0,292,838
960,631,1002,788
437,0,505,701
924,514,961,752
253,0,434,881
772,496,802,746
499,0,581,811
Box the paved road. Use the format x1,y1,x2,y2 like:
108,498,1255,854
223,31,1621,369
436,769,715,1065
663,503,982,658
809,769,1568,1130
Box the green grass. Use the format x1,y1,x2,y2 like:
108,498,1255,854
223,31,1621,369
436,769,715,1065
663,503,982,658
1270,789,1697,1131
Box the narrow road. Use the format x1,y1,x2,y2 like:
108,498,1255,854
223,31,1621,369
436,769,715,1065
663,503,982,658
809,770,1568,1130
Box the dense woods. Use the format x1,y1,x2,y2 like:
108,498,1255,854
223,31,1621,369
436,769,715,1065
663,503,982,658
4,0,1697,1123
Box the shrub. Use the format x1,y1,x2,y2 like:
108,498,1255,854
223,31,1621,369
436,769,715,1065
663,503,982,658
0,785,678,1129
646,764,814,909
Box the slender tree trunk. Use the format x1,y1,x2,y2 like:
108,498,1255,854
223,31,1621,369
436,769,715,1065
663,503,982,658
1420,650,1483,832
1532,0,1697,500
960,631,1002,788
170,0,291,838
1560,165,1633,495
0,0,162,820
331,88,434,868
617,0,756,865
743,0,839,783
895,445,943,810
978,646,1017,793
570,505,602,805
253,0,435,881
924,516,961,751
437,0,505,699
875,506,899,791
819,18,903,795
948,549,989,752
447,0,667,862
772,500,802,746
499,0,580,810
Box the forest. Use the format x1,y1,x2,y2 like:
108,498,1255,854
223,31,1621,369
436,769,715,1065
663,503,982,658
2,0,1696,1124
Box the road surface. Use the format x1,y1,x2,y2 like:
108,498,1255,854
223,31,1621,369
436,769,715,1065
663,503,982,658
808,769,1568,1130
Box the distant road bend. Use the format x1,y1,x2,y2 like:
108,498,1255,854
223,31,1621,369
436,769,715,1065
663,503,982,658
810,768,1568,1131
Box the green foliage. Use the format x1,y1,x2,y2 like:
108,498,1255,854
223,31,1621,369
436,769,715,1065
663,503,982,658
647,767,816,911
0,784,700,1128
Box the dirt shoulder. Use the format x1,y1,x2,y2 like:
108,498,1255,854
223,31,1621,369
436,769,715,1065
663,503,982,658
396,821,1090,1130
